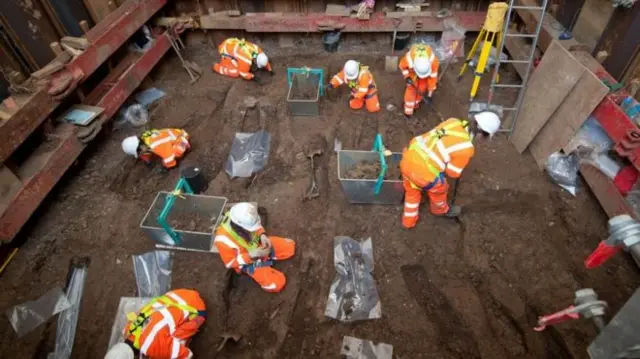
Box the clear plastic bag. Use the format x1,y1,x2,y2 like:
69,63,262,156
341,336,393,359
325,236,381,322
545,152,580,196
107,297,151,350
132,251,173,298
225,130,271,178
48,262,89,359
6,287,71,337
121,103,149,127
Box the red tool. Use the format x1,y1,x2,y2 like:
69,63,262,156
585,215,640,269
535,289,607,332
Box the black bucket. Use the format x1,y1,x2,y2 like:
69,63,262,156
181,165,208,194
323,31,341,52
394,33,411,51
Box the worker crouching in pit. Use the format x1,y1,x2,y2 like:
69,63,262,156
121,128,190,169
212,203,296,293
213,38,273,83
328,60,380,113
104,289,206,359
399,43,439,120
398,112,501,228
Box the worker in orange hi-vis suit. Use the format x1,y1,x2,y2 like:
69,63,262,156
328,60,380,112
104,289,207,359
398,43,440,119
213,38,272,82
121,129,190,169
398,112,501,229
212,202,296,293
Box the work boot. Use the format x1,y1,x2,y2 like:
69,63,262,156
445,205,462,217
404,114,412,121
434,205,461,217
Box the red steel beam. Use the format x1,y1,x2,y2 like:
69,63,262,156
581,163,637,219
0,32,172,242
191,11,485,32
0,0,167,165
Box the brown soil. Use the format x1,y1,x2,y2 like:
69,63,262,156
289,76,319,100
345,159,401,180
1,40,639,359
168,211,214,233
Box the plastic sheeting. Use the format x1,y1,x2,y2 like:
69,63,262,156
225,130,271,178
325,236,381,322
48,262,89,359
107,297,151,350
6,288,71,337
546,152,580,196
341,336,393,359
132,251,173,298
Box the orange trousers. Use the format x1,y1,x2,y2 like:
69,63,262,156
247,236,295,293
403,78,434,115
349,92,380,112
402,177,450,228
213,57,240,78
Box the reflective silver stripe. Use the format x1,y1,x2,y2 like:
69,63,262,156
430,72,438,78
163,154,176,164
262,283,277,290
402,70,409,76
436,140,451,163
166,292,190,319
140,318,169,354
405,202,420,209
148,136,173,149
447,164,463,174
166,130,178,140
185,350,193,359
446,141,473,154
214,235,239,249
159,307,176,333
333,75,344,84
403,212,418,217
358,88,368,93
171,338,181,359
416,138,445,170
239,71,252,77
236,253,247,265
406,52,414,68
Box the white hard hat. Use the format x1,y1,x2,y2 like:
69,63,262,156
229,202,262,232
344,60,359,80
104,343,134,359
474,111,501,137
256,53,269,69
121,136,140,158
414,57,432,78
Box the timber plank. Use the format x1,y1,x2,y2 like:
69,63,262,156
529,70,608,168
510,41,584,153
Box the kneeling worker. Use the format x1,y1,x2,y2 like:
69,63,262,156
122,128,190,169
328,60,380,113
213,38,272,81
399,112,501,228
213,203,296,293
104,288,206,359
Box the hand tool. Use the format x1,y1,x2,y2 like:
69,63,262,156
217,333,242,352
535,289,607,332
304,135,325,200
167,27,202,84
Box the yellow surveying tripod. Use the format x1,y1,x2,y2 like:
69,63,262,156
458,2,509,102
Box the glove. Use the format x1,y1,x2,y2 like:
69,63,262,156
383,149,392,157
269,69,274,76
252,75,263,85
326,83,334,90
424,96,433,106
248,245,270,259
406,78,414,86
259,234,272,250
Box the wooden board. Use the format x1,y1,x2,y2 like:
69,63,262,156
529,70,609,168
510,41,585,153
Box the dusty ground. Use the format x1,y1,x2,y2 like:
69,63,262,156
1,39,639,359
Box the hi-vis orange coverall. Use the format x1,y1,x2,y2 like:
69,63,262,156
213,38,272,80
140,129,190,169
213,214,296,293
399,44,440,116
400,118,474,228
330,65,380,112
122,289,206,359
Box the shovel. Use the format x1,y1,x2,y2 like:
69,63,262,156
385,19,402,72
